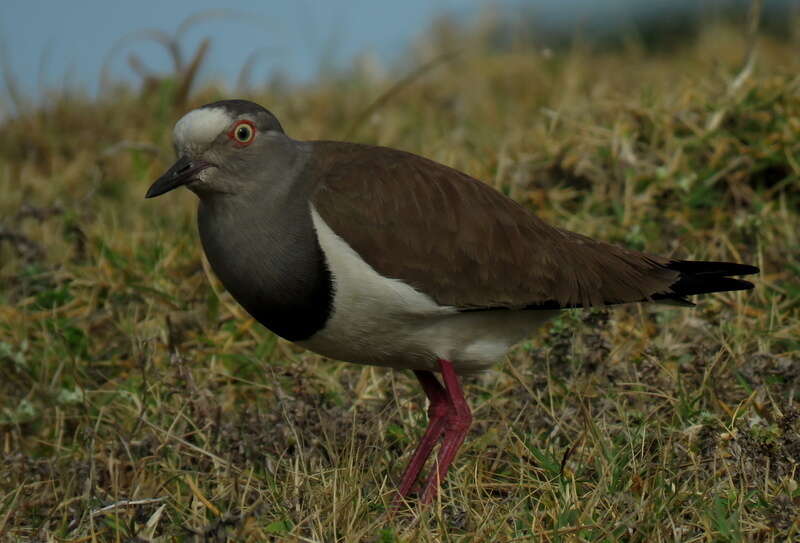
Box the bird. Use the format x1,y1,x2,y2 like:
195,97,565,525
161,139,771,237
146,99,759,505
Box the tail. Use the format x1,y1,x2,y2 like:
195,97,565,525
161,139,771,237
654,260,759,306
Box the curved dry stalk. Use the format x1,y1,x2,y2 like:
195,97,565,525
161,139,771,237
36,39,55,99
342,50,461,140
0,39,25,113
98,10,273,103
174,38,210,108
705,0,763,132
175,9,272,43
99,29,180,94
127,53,154,82
236,47,283,94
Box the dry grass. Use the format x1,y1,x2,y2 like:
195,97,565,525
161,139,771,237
1,17,799,542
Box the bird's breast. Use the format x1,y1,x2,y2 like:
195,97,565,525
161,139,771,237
197,200,333,341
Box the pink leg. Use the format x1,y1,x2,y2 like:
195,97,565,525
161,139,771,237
393,359,473,508
395,370,449,500
419,359,472,504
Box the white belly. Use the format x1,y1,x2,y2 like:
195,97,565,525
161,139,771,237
298,207,557,373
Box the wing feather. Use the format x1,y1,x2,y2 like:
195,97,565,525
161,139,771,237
309,141,687,309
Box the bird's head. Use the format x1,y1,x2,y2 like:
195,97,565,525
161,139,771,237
146,100,299,199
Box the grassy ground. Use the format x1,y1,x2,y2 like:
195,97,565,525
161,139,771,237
1,18,799,542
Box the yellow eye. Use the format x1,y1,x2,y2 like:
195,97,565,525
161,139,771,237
230,121,255,145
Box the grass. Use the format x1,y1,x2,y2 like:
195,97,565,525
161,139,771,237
1,15,799,542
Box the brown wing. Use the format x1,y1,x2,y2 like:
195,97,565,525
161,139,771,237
309,141,681,309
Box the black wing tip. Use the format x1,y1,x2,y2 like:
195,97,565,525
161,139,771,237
667,260,760,277
666,275,756,298
662,259,758,298
711,277,755,292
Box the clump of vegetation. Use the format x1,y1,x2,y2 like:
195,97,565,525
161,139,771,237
1,9,798,541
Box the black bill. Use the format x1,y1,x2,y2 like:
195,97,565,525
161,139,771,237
145,156,212,198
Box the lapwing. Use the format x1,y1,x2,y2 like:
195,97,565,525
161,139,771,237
146,100,759,504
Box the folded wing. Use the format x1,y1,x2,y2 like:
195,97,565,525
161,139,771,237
309,142,756,310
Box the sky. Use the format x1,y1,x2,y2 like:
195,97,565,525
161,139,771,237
1,0,490,102
0,0,758,105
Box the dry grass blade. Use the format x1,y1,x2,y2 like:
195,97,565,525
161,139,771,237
0,39,25,113
99,28,181,93
706,0,764,132
236,47,283,94
174,9,273,43
342,50,461,140
90,497,166,518
174,38,210,108
98,10,273,106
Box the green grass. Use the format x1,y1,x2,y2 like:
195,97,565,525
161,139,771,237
1,18,799,542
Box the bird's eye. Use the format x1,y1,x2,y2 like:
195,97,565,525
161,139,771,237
229,121,255,145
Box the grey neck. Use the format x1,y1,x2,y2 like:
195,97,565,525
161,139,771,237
196,162,332,341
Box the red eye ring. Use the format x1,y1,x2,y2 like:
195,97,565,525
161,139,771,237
228,120,256,146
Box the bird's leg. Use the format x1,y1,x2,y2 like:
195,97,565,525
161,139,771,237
393,360,473,508
419,358,472,504
395,370,449,500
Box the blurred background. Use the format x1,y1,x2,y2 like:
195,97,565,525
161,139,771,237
1,0,797,112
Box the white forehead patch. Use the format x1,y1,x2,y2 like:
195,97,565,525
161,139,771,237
173,107,232,148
